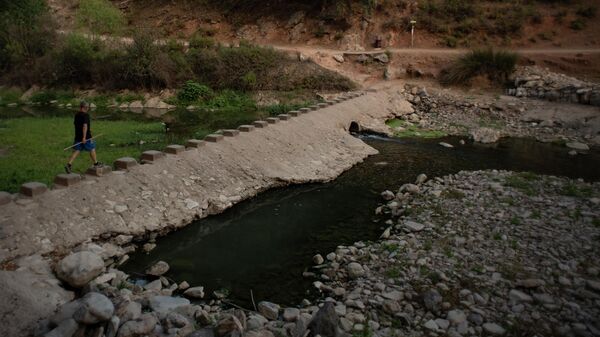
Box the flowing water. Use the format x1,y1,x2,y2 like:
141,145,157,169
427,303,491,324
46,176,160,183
121,135,600,307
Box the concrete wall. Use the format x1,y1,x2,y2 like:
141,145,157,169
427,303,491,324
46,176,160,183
0,90,413,263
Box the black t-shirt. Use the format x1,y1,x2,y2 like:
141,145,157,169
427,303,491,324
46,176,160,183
74,112,92,141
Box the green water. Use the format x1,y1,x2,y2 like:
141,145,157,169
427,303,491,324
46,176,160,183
121,136,600,307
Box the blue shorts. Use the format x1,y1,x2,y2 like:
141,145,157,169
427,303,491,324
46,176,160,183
73,139,96,152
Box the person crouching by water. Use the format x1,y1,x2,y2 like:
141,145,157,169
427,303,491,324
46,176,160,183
65,101,102,173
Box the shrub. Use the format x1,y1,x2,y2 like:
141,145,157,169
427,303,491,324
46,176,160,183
440,49,519,86
121,30,176,89
53,33,101,84
76,0,125,35
177,81,214,103
576,5,597,18
189,34,215,50
242,71,257,90
570,19,586,30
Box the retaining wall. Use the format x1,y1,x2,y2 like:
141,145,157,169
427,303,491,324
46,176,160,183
0,89,413,262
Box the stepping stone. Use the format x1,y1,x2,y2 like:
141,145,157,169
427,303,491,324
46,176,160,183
334,98,343,103
186,139,205,148
266,117,280,124
318,103,328,108
204,134,224,142
326,101,335,105
277,114,291,121
238,125,256,132
253,121,269,128
310,105,319,111
114,157,138,170
0,191,12,205
54,173,81,187
86,165,112,177
165,144,185,154
222,129,240,137
141,150,165,162
288,111,301,117
20,182,48,197
299,108,311,113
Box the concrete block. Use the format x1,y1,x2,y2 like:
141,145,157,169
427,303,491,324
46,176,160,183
253,121,269,128
318,103,328,108
205,134,225,142
20,182,48,197
238,125,256,132
114,157,138,171
299,108,311,113
0,191,12,205
266,117,280,124
54,173,82,187
326,101,335,105
165,144,185,154
277,114,291,121
222,129,240,137
86,165,112,177
186,139,206,148
141,150,165,162
334,98,343,103
310,105,319,111
288,111,301,117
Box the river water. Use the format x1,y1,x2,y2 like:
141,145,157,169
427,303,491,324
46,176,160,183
121,135,600,307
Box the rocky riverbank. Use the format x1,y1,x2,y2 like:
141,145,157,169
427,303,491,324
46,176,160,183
396,83,600,148
308,170,600,336
20,170,599,337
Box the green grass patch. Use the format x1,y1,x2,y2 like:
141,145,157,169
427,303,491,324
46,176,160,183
442,188,465,199
0,117,174,192
504,172,538,196
386,119,447,138
0,88,23,106
560,183,593,198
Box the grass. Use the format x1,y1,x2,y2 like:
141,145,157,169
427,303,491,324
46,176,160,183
560,183,593,198
504,172,539,196
0,117,175,193
386,119,447,138
440,49,519,86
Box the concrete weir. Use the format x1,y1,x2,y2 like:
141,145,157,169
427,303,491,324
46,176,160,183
0,89,412,262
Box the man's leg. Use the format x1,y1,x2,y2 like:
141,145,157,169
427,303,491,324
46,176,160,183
68,150,80,165
89,149,97,164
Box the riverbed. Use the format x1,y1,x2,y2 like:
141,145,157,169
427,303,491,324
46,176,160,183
121,135,600,307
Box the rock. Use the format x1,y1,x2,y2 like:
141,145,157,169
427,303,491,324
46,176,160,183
116,313,157,337
587,280,600,292
422,289,443,312
380,227,391,239
313,254,325,265
247,314,269,330
73,292,114,324
435,319,450,330
447,310,466,325
115,300,141,324
346,262,365,279
50,300,82,326
415,174,428,185
164,312,190,329
483,323,506,335
56,251,104,288
307,302,339,337
509,289,533,303
423,319,439,331
326,252,336,261
382,300,401,314
516,279,546,288
183,286,205,299
404,220,425,232
106,316,119,337
245,330,275,337
258,301,280,320
148,296,190,312
471,127,501,144
142,243,156,253
179,281,190,290
44,318,78,337
216,314,244,336
400,184,420,194
283,308,300,322
144,279,162,291
381,190,395,201
145,261,170,276
566,142,589,151
373,53,389,63
188,328,216,337
333,55,345,63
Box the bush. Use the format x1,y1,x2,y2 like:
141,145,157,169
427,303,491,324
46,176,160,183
76,0,125,35
189,34,215,50
576,5,597,18
570,19,586,30
121,31,176,89
440,49,519,85
177,81,214,103
53,33,101,84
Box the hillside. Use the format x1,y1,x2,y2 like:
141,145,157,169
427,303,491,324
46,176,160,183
49,0,600,50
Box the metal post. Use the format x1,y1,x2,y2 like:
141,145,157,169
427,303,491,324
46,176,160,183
410,20,416,48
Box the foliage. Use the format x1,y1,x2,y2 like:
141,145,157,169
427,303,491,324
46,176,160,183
386,119,447,138
76,0,125,35
189,34,215,49
440,49,519,86
177,81,214,103
121,30,177,89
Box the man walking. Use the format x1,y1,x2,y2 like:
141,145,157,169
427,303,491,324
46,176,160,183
65,101,102,173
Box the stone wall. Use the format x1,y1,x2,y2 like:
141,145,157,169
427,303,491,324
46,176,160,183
0,89,413,263
508,66,600,106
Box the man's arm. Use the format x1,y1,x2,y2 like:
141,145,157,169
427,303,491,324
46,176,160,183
82,123,88,143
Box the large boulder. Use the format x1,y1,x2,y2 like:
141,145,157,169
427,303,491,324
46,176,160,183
56,251,104,288
307,302,339,337
470,127,501,144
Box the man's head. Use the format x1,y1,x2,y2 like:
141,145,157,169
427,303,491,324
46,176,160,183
79,101,90,113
